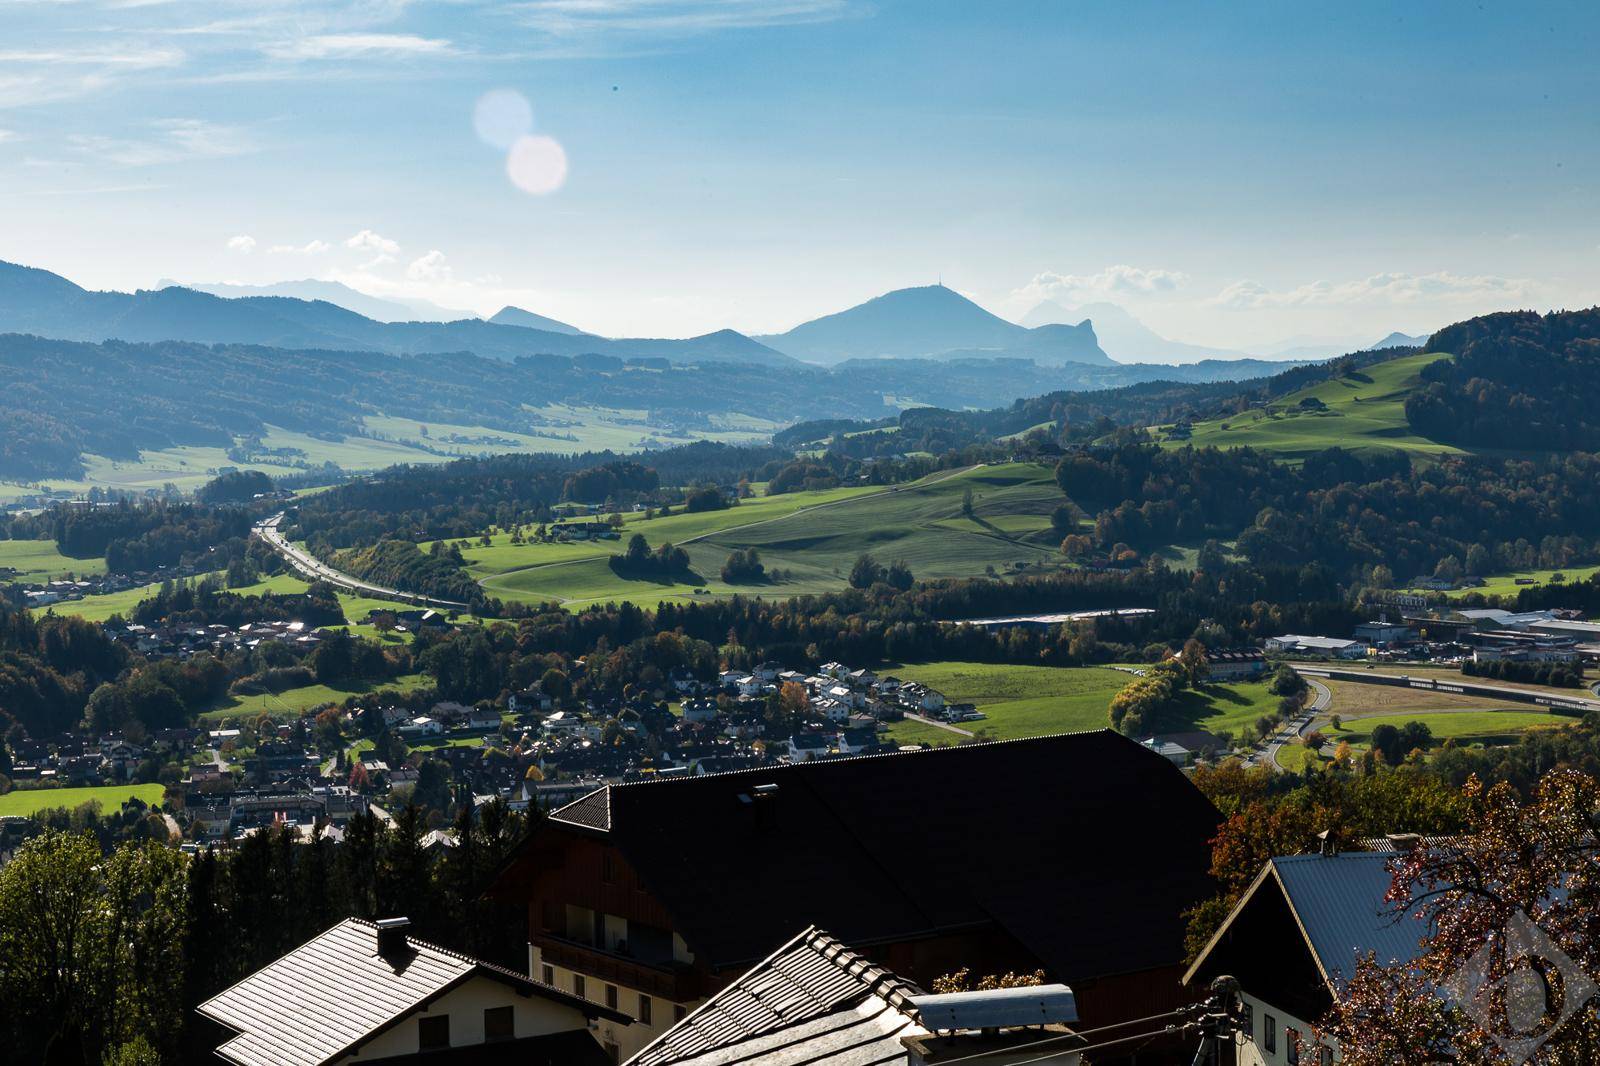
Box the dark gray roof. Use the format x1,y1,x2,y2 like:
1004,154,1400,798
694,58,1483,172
1186,852,1432,994
628,927,926,1066
198,918,617,1066
521,730,1221,982
1272,853,1431,988
551,786,612,831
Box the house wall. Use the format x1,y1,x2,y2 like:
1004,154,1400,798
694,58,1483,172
1232,992,1337,1066
339,976,594,1062
531,953,688,1063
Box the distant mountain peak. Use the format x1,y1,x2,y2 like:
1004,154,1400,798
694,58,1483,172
487,305,586,336
1372,330,1430,349
759,284,1112,366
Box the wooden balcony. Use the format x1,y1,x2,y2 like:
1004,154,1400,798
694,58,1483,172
535,934,707,1002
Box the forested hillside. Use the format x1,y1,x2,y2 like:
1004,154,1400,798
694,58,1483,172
0,332,1300,483
1408,307,1600,450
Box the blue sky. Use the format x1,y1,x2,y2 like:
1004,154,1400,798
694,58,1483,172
2,0,1598,348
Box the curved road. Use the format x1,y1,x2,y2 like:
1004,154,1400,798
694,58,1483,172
1251,677,1330,769
1260,666,1600,770
253,513,471,612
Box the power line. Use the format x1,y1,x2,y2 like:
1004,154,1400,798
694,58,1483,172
922,1008,1193,1066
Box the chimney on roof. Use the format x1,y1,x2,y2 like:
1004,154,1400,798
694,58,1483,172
1317,829,1340,858
1385,832,1423,852
376,917,411,958
739,783,779,830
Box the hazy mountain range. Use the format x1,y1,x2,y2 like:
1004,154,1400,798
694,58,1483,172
755,284,1113,366
156,278,473,324
0,261,796,367
0,258,1426,374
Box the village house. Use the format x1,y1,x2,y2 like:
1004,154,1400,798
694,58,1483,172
1205,647,1268,681
488,730,1222,1062
680,698,718,724
786,731,830,762
198,917,628,1064
1185,845,1429,1066
510,686,554,715
626,926,1084,1066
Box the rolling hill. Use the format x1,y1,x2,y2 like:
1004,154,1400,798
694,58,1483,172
1159,350,1463,460
476,462,1071,609
758,284,1113,366
0,260,796,368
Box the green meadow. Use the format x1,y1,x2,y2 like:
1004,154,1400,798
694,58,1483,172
0,539,105,582
479,463,1070,609
0,783,166,817
1,405,781,502
1161,352,1463,461
1409,564,1600,600
198,672,432,723
879,660,1279,745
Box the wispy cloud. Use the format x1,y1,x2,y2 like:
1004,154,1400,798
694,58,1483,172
263,33,456,60
226,234,257,253
1009,265,1189,309
0,47,186,70
269,239,332,255
68,117,255,166
1208,271,1536,310
513,0,857,37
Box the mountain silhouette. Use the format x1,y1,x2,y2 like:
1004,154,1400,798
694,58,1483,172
759,284,1112,365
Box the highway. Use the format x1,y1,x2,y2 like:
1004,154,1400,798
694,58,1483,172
1288,663,1600,715
252,513,471,613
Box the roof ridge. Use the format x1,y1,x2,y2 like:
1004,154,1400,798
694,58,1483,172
344,916,535,985
804,928,923,1010
607,728,1121,789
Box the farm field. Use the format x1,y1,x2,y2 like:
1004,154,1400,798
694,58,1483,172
0,783,166,817
33,569,439,634
1410,564,1600,599
458,481,879,581
199,672,431,723
33,576,195,623
1333,710,1560,747
1159,352,1463,461
481,463,1070,609
0,539,105,582
0,405,780,501
879,660,1278,745
1316,678,1538,716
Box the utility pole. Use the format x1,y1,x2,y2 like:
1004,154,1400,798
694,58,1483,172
1189,975,1245,1066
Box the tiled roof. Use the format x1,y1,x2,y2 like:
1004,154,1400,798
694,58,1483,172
628,927,926,1066
506,730,1222,982
551,786,612,831
198,918,616,1066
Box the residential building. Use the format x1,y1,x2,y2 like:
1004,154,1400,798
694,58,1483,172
489,730,1222,1062
626,926,1083,1066
1185,849,1430,1066
198,917,628,1065
1206,648,1267,680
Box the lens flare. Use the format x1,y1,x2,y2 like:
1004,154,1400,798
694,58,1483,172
506,134,568,196
473,89,533,150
